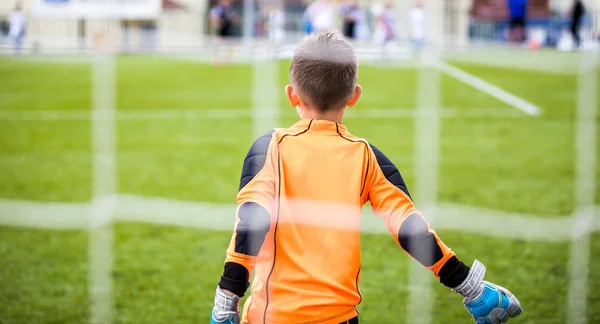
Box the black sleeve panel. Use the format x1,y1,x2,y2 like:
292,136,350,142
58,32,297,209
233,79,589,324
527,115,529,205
398,213,444,267
239,130,275,191
369,144,411,199
234,202,271,256
437,256,470,289
219,262,250,297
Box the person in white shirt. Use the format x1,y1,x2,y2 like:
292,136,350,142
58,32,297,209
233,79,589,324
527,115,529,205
408,0,425,49
8,3,26,55
303,0,335,34
353,4,369,42
373,2,395,45
268,3,285,44
267,3,286,58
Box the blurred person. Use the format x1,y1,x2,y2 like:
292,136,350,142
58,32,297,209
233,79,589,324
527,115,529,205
408,0,425,50
209,31,523,324
341,0,359,39
508,0,527,43
570,0,585,49
267,3,285,44
211,0,239,39
301,7,313,34
8,3,26,55
255,9,266,38
353,4,370,42
267,3,286,58
210,0,241,65
303,0,336,34
373,2,396,59
2,19,9,40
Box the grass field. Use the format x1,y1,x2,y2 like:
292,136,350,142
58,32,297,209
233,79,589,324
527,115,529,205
0,53,599,324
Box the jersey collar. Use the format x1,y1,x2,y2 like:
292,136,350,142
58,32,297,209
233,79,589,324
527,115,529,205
291,119,350,136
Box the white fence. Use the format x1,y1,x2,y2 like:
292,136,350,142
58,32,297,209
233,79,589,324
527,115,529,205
1,0,598,55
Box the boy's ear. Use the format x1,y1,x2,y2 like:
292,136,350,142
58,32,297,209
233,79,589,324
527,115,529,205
285,85,300,107
346,84,363,108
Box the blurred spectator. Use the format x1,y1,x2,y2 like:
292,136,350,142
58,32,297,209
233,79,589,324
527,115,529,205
373,2,395,46
210,0,241,65
8,2,26,55
408,0,425,48
210,0,240,39
353,4,369,42
508,0,527,43
303,0,335,34
570,0,585,48
256,6,267,37
268,3,286,44
1,20,8,38
301,8,312,34
341,0,360,39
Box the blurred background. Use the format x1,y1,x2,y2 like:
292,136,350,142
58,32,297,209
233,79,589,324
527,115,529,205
0,0,599,323
0,0,599,53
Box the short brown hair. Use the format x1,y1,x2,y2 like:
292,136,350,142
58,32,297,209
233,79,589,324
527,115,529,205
290,31,358,112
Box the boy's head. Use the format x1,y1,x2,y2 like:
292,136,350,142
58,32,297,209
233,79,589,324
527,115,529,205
286,31,361,118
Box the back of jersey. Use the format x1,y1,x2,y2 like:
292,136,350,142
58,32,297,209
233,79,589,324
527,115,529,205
245,119,370,324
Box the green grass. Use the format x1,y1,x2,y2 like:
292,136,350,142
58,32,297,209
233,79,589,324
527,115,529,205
0,227,88,323
0,55,599,323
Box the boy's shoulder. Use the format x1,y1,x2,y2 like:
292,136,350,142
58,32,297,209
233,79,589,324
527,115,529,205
255,125,372,146
247,124,377,152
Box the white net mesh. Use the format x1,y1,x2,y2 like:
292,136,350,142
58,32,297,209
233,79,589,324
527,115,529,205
0,1,598,323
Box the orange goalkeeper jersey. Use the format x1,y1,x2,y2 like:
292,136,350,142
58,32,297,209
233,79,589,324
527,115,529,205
217,119,467,324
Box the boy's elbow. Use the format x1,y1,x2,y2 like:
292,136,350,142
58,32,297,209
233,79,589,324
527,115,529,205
397,213,444,267
234,201,271,257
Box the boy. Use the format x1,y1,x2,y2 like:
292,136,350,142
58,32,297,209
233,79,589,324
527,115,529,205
210,31,522,324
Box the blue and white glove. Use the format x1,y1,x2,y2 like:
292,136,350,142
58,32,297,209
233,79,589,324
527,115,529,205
210,286,240,324
453,260,522,324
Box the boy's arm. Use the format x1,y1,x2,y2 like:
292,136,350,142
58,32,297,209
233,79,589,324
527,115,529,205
366,144,468,287
211,131,276,324
366,144,522,324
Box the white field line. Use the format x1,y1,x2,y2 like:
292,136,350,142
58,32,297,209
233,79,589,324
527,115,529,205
567,50,598,324
2,45,583,74
0,195,599,240
4,44,587,75
0,107,525,121
4,55,95,64
441,49,580,75
427,58,543,116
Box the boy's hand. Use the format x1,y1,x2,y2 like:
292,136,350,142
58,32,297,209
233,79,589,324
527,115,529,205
453,260,522,323
210,286,240,324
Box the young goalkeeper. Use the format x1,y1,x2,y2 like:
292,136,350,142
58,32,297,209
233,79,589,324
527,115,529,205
210,31,522,324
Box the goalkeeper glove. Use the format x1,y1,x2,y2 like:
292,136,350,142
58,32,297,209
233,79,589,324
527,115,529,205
210,286,240,324
453,260,522,324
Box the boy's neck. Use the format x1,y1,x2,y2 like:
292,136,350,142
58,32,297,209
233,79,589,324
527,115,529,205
298,107,345,124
